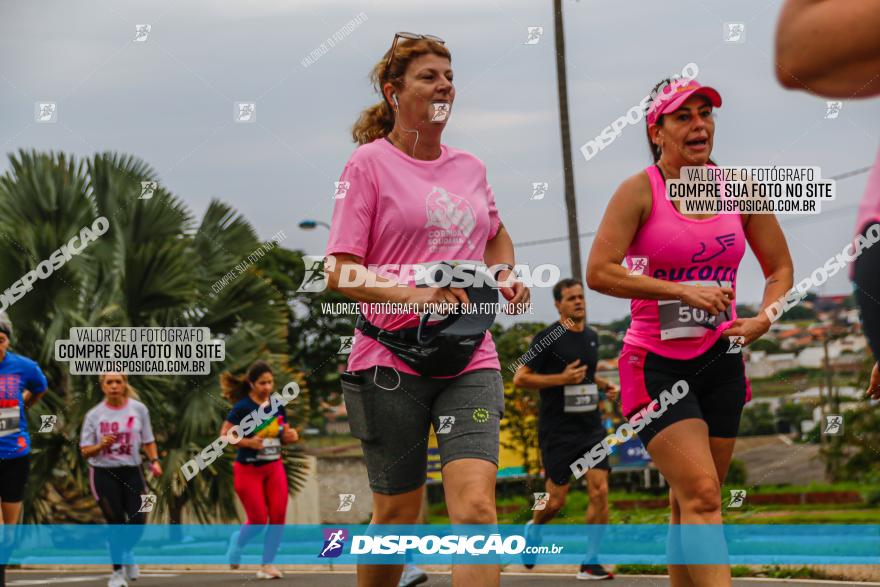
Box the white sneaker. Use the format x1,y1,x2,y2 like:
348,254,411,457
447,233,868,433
398,564,428,587
123,564,140,581
255,565,283,579
108,569,129,587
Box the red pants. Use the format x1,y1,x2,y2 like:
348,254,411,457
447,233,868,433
233,460,288,563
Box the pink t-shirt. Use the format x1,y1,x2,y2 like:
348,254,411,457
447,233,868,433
325,138,502,376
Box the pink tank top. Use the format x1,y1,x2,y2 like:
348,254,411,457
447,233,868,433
623,165,746,360
855,148,880,237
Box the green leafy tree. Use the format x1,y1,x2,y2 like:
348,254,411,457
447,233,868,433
490,322,547,382
258,248,355,428
598,331,622,360
738,402,776,436
775,401,812,437
0,150,307,523
723,458,748,486
500,381,541,476
784,304,817,321
602,315,631,334
750,338,781,354
825,402,880,482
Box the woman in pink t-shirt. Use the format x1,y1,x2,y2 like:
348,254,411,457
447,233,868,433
325,33,530,587
776,0,880,398
587,79,793,586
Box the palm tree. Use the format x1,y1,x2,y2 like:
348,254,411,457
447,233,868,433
0,149,309,523
259,247,358,429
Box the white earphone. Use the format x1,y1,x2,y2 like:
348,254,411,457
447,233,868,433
392,94,399,109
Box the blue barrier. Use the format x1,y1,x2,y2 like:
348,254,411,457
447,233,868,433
0,524,877,565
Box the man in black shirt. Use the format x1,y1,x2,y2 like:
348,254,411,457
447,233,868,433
513,279,617,580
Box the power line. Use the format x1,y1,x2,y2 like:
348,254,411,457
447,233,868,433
516,231,596,248
829,165,873,181
514,164,874,248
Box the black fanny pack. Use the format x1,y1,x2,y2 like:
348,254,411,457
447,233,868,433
355,313,486,378
354,262,501,377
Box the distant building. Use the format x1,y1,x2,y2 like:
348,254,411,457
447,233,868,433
791,386,863,401
813,294,849,314
768,322,800,335
844,308,861,325
796,335,868,368
745,351,798,378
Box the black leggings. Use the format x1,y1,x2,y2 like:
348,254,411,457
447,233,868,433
855,223,880,362
0,456,30,587
90,466,147,570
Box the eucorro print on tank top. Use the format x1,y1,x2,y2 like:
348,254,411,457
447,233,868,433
623,165,745,360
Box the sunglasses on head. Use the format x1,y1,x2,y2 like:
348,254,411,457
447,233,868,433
382,32,446,80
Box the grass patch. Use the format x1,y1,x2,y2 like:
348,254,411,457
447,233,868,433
613,564,666,575
614,565,832,580
428,483,880,524
733,510,880,524
737,481,878,495
758,565,832,579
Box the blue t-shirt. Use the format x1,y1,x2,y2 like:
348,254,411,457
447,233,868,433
226,395,287,466
0,351,49,458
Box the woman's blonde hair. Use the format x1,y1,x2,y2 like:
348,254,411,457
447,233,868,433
351,37,451,145
99,372,139,399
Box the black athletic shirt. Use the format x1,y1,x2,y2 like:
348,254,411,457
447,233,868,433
524,322,602,444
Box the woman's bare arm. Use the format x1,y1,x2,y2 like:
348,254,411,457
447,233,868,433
744,214,795,321
776,0,880,97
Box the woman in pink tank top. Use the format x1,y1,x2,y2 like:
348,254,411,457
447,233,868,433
587,78,794,587
776,0,880,398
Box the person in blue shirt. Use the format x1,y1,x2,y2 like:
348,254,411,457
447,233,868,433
0,311,48,586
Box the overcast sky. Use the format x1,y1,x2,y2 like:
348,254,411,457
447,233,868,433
3,0,878,326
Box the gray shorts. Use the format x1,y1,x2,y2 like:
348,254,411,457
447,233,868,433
341,366,504,495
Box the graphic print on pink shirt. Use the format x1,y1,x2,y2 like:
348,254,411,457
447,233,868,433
326,138,502,376
424,186,477,252
99,419,135,456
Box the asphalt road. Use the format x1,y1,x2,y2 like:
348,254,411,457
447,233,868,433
5,571,876,586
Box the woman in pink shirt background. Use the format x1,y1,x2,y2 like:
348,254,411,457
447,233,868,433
776,0,880,398
325,33,529,587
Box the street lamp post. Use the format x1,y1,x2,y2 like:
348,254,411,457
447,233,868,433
298,219,330,231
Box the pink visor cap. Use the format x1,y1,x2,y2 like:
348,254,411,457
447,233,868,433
646,79,722,126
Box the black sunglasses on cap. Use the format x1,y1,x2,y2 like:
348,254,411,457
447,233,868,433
382,32,446,80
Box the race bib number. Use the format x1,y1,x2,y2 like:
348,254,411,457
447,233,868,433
564,384,599,413
658,280,733,340
0,406,20,437
257,437,281,460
